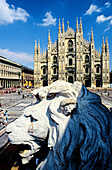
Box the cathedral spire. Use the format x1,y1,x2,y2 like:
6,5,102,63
76,17,78,32
102,37,105,52
91,27,94,42
105,37,109,52
34,40,37,54
79,17,82,32
62,18,64,33
67,21,69,29
103,37,104,45
58,18,61,34
48,29,51,44
38,39,40,54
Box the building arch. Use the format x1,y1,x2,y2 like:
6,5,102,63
68,76,73,83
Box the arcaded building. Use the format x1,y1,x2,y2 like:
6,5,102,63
21,65,34,87
0,56,22,88
34,18,110,88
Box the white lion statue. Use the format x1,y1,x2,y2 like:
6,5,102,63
6,80,112,169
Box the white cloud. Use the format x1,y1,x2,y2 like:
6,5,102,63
96,15,112,23
0,48,33,66
97,16,112,32
85,4,101,15
38,12,56,26
0,0,29,25
104,25,110,32
105,1,111,8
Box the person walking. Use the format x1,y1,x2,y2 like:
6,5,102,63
0,107,4,126
3,110,8,126
0,104,8,126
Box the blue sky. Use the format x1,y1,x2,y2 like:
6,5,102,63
0,0,112,70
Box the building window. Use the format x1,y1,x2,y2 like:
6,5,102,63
68,40,73,52
53,67,56,74
43,68,46,74
53,56,57,64
85,67,88,73
85,55,89,63
68,40,73,47
69,58,73,66
96,67,99,73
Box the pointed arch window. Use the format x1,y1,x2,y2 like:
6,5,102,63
85,55,89,63
68,40,73,52
53,56,57,64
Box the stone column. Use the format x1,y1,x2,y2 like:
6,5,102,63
5,80,6,88
7,80,8,88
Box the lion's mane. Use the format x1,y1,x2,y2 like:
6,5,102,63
38,82,112,170
6,81,112,169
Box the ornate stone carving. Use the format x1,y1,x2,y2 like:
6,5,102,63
6,80,112,169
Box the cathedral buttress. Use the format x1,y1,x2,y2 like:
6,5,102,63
47,30,52,86
90,28,95,88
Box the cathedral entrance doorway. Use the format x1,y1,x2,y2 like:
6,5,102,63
85,80,90,87
68,76,73,83
96,80,101,87
43,80,48,87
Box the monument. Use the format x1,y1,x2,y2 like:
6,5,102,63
6,80,112,169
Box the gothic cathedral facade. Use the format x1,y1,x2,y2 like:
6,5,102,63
34,18,110,88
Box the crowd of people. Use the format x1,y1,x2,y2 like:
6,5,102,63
0,103,8,127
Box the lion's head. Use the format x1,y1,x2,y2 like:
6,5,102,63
6,80,112,169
